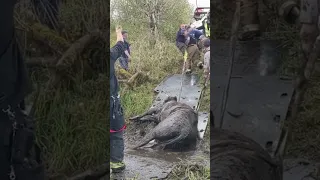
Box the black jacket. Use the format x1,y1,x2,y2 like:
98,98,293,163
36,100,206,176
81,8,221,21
110,41,125,96
0,0,32,109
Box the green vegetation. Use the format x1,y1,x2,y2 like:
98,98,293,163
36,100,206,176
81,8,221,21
111,0,210,179
15,0,109,179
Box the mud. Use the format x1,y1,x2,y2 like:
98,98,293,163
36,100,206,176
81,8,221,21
109,133,209,180
283,159,320,180
110,74,210,179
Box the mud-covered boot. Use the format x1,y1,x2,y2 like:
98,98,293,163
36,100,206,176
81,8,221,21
110,162,126,173
238,0,261,40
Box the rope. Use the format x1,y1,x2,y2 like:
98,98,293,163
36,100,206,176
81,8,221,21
219,0,241,128
177,51,188,102
195,73,210,111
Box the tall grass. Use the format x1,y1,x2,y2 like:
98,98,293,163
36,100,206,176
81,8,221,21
14,0,110,178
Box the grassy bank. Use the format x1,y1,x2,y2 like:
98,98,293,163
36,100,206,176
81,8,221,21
14,0,110,178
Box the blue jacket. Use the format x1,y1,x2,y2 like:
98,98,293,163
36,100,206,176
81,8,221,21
176,28,186,43
110,41,125,96
189,29,203,40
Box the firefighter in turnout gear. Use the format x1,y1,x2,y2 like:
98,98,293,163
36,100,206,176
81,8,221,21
184,26,203,73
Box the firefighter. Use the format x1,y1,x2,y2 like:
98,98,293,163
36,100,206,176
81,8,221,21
184,26,203,73
110,26,127,173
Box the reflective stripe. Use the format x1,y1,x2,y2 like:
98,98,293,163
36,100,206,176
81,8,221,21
110,125,126,133
204,22,210,37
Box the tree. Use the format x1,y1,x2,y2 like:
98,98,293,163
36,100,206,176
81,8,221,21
111,0,192,40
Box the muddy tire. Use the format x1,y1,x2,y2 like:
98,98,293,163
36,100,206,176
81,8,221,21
211,128,282,180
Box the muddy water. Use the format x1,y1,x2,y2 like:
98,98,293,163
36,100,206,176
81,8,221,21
126,148,193,163
109,120,209,180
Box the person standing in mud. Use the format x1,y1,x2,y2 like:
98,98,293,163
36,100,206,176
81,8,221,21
118,30,132,71
110,26,127,173
0,0,46,179
176,24,187,55
184,26,203,73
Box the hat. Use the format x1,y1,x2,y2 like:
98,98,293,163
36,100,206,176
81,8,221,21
121,30,128,35
203,38,210,47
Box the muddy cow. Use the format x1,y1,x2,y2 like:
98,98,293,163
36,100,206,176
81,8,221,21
211,128,283,180
130,96,199,150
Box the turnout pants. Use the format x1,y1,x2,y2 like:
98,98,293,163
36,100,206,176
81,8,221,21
186,44,200,70
110,94,125,163
0,105,46,180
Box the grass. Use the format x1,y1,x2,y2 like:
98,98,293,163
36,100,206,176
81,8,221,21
168,163,210,179
31,74,109,178
14,0,110,178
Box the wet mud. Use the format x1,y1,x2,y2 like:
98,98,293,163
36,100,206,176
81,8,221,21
109,119,209,180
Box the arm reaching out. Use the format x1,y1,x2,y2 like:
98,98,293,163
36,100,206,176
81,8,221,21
110,26,125,61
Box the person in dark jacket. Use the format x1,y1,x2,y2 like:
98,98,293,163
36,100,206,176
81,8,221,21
184,26,202,73
175,24,187,55
0,0,46,179
110,26,127,173
118,30,131,71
